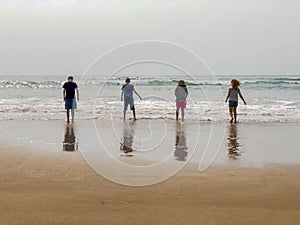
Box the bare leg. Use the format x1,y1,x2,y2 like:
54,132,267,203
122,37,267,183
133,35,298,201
123,108,126,120
229,107,234,123
133,108,136,120
66,109,70,123
176,108,179,121
71,109,75,123
233,107,237,123
181,108,185,122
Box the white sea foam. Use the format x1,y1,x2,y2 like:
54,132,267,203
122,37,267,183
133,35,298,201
0,75,299,122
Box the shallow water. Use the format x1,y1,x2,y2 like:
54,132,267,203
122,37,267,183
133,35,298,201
0,75,299,122
0,119,299,167
0,119,299,185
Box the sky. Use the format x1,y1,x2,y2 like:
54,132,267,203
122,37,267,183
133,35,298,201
0,0,300,76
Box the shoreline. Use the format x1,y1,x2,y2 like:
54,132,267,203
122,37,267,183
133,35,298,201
1,117,300,123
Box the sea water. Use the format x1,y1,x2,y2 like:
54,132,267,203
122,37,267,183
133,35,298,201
0,75,299,122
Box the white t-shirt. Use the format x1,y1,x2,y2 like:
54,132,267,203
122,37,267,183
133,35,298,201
175,86,188,102
122,84,134,97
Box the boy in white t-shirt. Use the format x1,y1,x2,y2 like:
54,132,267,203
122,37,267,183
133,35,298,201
121,77,142,120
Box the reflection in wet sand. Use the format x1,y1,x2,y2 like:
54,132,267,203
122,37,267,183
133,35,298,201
174,122,188,161
227,124,241,160
63,124,78,151
120,122,135,157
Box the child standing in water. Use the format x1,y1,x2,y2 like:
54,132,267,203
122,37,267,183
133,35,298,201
121,77,142,120
175,80,188,121
225,79,246,123
63,76,79,123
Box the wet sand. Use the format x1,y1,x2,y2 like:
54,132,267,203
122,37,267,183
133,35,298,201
0,120,300,224
1,145,300,225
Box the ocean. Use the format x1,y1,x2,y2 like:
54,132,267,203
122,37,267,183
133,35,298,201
0,75,299,122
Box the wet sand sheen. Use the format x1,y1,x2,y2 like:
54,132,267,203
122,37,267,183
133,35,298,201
0,120,299,166
0,120,299,224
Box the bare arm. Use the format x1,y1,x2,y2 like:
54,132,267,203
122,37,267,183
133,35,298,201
134,89,142,100
238,89,246,105
76,88,79,101
185,91,189,101
63,89,66,101
225,88,231,103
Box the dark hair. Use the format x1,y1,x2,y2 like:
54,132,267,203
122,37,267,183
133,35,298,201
68,76,74,80
178,80,186,87
125,77,131,83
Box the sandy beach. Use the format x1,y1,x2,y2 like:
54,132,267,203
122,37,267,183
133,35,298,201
0,120,299,225
2,0,300,224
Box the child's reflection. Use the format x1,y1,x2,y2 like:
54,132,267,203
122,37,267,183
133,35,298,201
227,124,241,160
120,122,135,156
63,124,78,151
174,123,188,161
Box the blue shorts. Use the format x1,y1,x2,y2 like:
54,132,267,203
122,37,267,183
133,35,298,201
229,100,238,107
124,96,134,110
65,98,77,110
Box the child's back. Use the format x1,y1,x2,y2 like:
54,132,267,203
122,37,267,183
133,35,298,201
175,85,188,102
229,87,239,101
121,77,142,120
122,83,134,98
225,79,246,123
175,80,188,121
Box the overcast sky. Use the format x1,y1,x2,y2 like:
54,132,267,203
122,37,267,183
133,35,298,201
0,0,299,76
